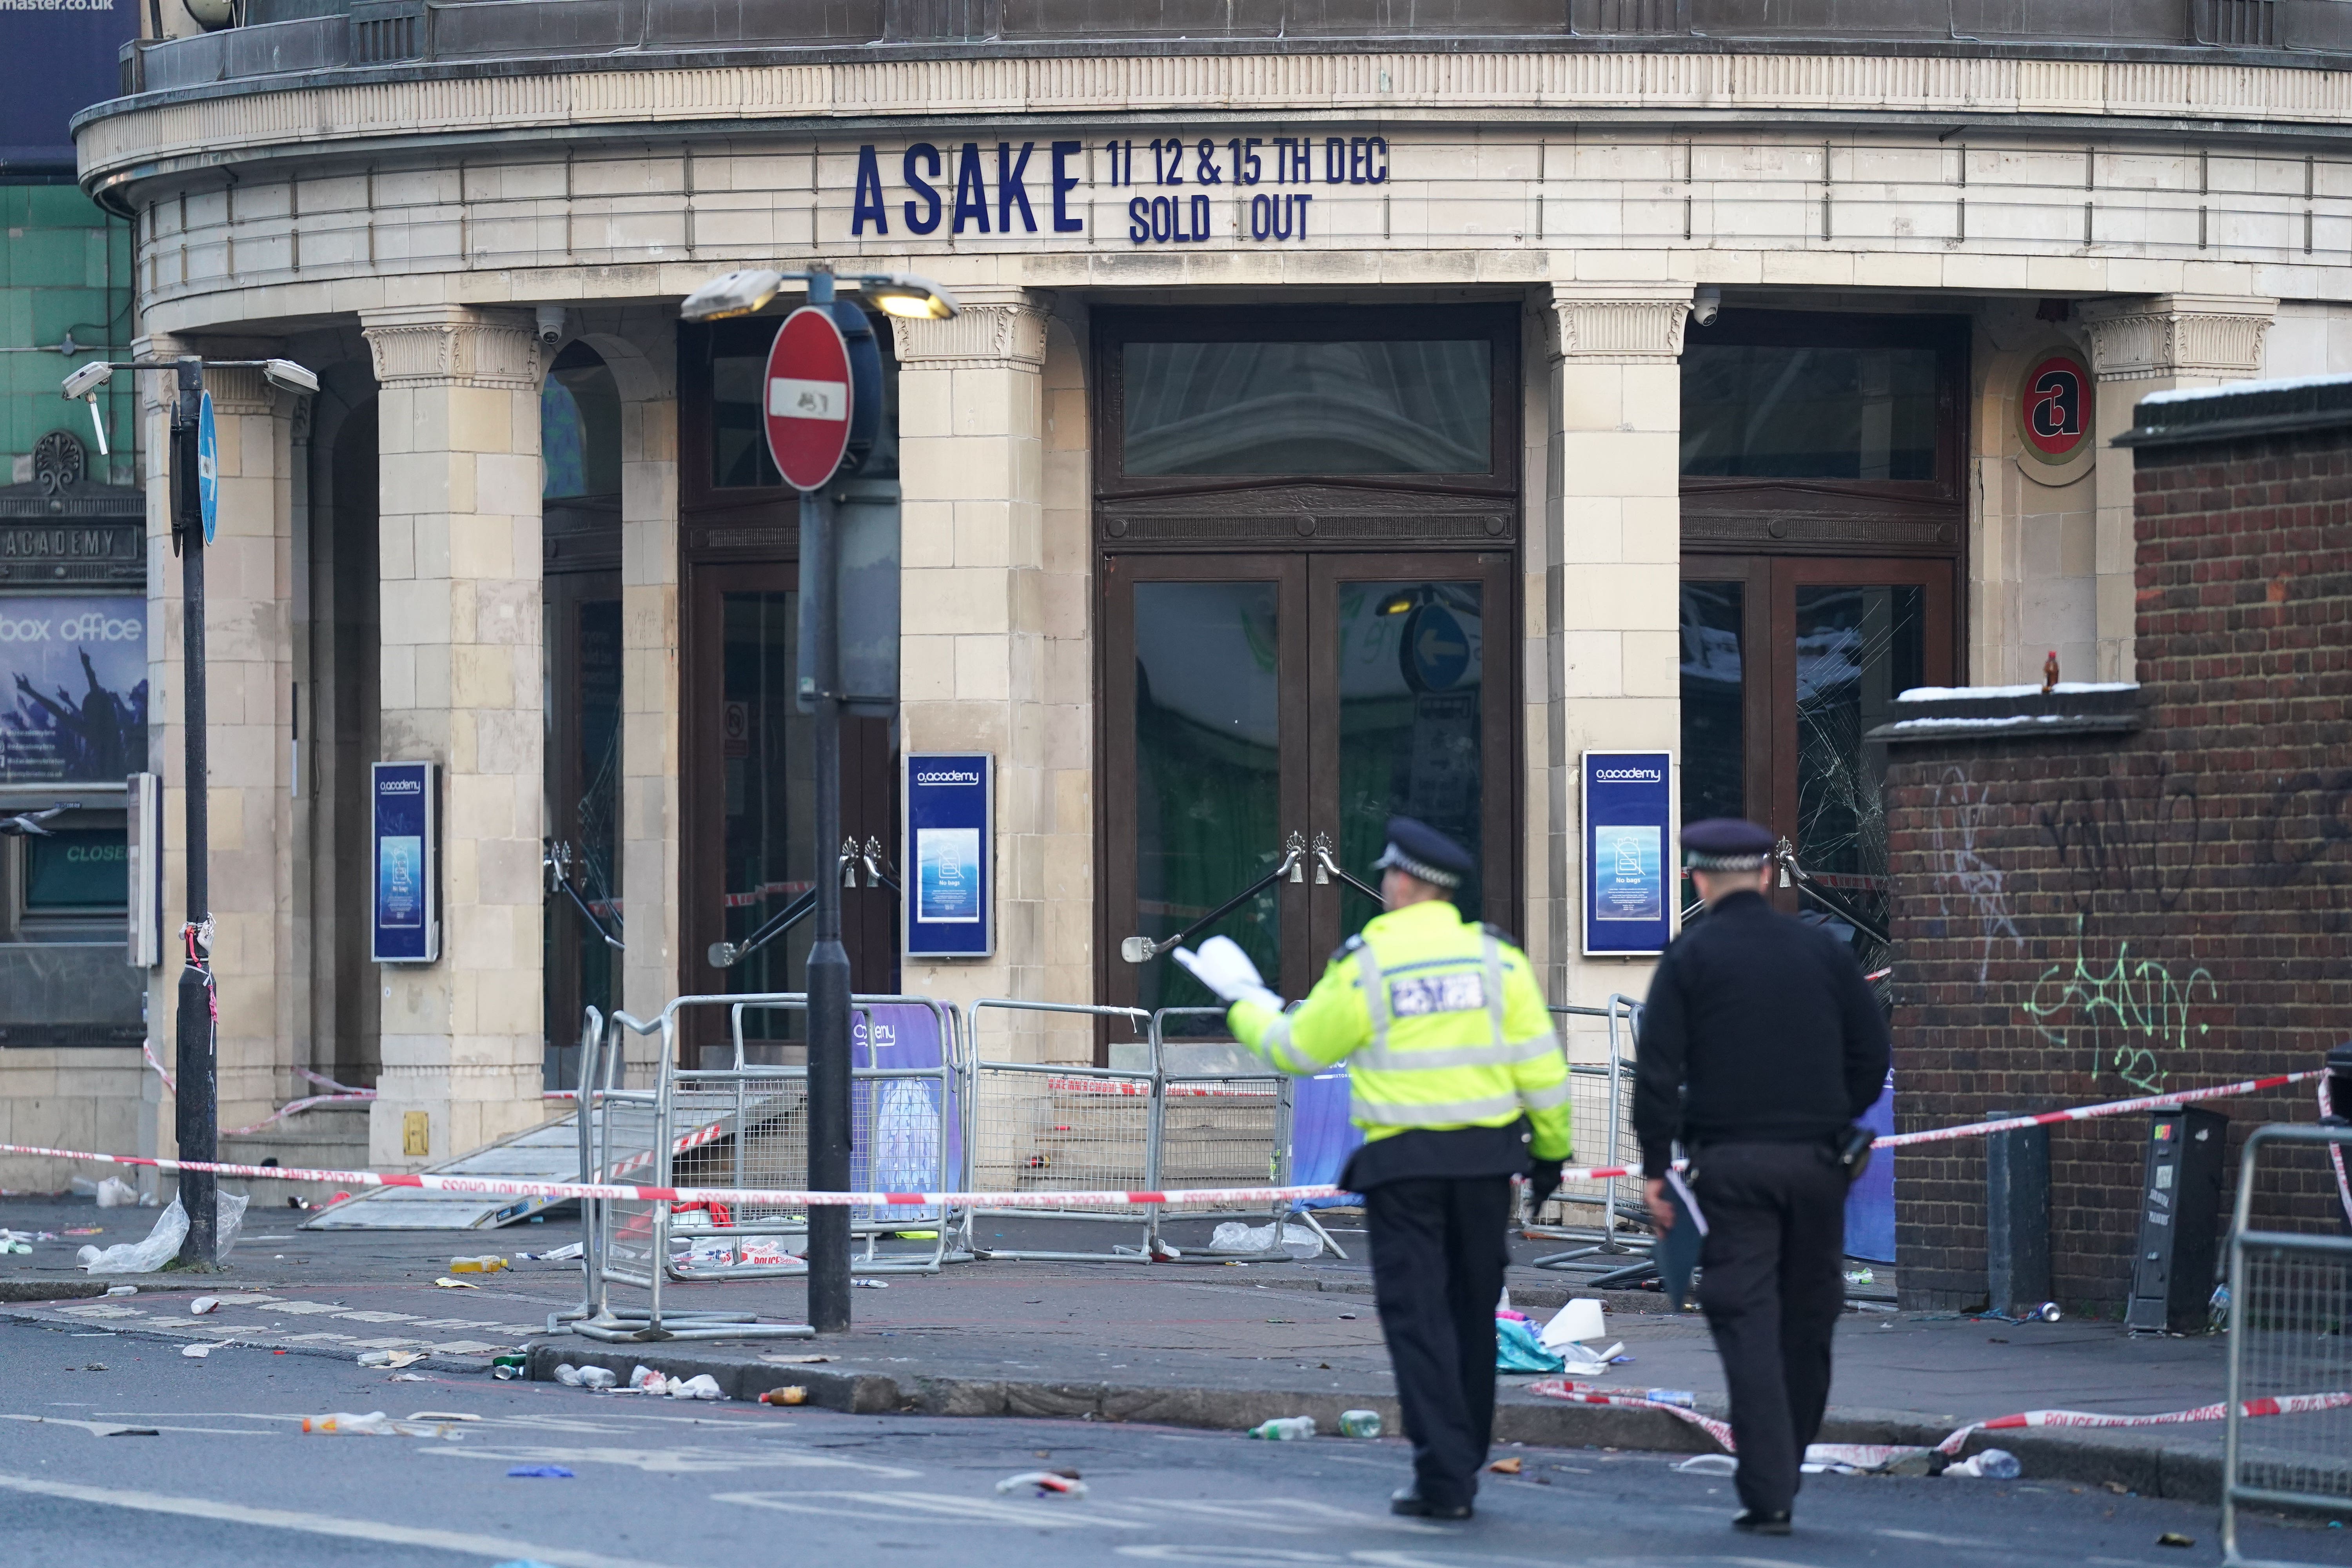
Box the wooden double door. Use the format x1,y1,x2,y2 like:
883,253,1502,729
1100,550,1517,1022
1679,554,1957,963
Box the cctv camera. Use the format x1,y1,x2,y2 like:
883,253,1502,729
61,361,113,401
534,306,568,348
1691,287,1721,329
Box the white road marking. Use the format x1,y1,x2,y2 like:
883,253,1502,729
715,1488,1145,1529
1143,1499,1449,1536
0,1412,268,1439
425,1443,922,1477
1878,1527,2002,1548
0,1470,682,1568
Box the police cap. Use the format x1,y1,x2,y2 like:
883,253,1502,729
1682,817,1776,871
1372,817,1474,890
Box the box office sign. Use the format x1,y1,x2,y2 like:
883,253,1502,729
843,134,1389,249
904,753,991,959
371,760,440,964
1583,750,1673,957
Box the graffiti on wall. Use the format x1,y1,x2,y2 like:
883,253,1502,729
1926,765,2024,984
2022,914,2217,1093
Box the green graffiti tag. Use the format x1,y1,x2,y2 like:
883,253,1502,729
2022,919,2216,1093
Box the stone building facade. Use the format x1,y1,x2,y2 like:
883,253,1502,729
7,3,2352,1193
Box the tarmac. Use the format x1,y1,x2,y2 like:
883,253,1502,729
0,1192,2317,1511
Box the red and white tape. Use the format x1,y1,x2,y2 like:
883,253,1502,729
6,1066,2328,1212
1528,1378,2352,1458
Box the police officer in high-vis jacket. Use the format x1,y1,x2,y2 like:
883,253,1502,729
1175,817,1573,1521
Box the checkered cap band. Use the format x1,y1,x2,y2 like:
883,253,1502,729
1374,844,1463,889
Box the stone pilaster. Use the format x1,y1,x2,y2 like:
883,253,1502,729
2081,294,2275,682
892,289,1091,1062
136,340,301,1145
1543,283,1692,1053
359,306,546,1168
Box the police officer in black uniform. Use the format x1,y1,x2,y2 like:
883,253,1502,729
1633,818,1892,1535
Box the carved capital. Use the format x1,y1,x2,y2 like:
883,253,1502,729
361,306,542,390
200,364,278,416
1546,283,1695,363
2080,294,2277,383
890,289,1050,371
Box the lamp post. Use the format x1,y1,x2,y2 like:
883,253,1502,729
63,353,317,1270
679,268,953,1332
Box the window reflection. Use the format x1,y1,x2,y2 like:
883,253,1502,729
542,342,622,499
1336,581,1483,918
1679,581,1745,826
1123,341,1492,475
1681,344,1938,481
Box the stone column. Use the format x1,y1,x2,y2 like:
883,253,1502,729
138,339,300,1145
892,289,1092,1063
2081,294,2275,682
359,306,545,1169
1543,283,1692,1056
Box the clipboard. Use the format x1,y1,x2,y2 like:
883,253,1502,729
1657,1167,1707,1312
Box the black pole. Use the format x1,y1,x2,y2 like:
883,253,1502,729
170,356,217,1269
803,475,851,1333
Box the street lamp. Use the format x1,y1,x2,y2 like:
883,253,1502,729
63,352,315,1271
676,266,953,1333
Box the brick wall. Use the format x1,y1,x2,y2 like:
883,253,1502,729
1885,413,2352,1313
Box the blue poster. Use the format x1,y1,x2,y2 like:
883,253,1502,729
851,1004,960,1220
1583,751,1673,955
904,753,991,957
370,761,439,963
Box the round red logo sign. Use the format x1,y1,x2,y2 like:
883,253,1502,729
2018,351,2091,464
762,306,854,492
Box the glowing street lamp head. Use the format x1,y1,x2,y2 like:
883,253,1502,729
858,275,959,320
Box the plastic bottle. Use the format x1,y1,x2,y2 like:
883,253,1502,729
1247,1416,1317,1441
1946,1447,2022,1479
448,1255,508,1274
302,1411,399,1436
1644,1389,1696,1408
1338,1410,1382,1439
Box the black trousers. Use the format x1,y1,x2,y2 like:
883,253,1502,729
1693,1141,1849,1517
1365,1174,1513,1507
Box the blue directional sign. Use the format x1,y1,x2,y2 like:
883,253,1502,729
1583,750,1674,956
195,392,219,546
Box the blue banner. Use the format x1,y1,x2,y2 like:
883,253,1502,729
370,761,438,962
1583,750,1673,955
904,753,991,957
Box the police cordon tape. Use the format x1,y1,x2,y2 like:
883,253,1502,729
0,1066,2326,1214
1525,1379,2352,1461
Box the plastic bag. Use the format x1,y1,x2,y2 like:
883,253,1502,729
1494,1316,1565,1373
75,1191,248,1273
1944,1448,2021,1479
1204,1221,1325,1260
96,1177,143,1208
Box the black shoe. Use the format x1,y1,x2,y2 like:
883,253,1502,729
1732,1509,1793,1535
1390,1486,1474,1520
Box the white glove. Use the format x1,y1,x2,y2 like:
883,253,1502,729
1172,936,1284,1014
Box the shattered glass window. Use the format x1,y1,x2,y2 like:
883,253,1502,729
1793,584,1924,971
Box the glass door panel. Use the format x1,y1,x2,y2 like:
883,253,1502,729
544,580,621,1091
1792,582,1926,958
1131,578,1289,1017
1102,552,1517,1042
1678,577,1749,827
719,587,816,1048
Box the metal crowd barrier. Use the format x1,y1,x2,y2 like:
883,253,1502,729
961,1000,1161,1262
2222,1123,2352,1564
571,1000,797,1342
662,993,969,1279
1140,1005,1298,1263
1529,994,1649,1274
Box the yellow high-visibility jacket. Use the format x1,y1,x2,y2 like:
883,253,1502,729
1227,899,1573,1160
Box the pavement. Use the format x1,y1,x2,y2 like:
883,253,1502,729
0,1193,2341,1520
6,1316,2347,1568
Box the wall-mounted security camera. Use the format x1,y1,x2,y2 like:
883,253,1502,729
535,306,568,348
1691,287,1721,328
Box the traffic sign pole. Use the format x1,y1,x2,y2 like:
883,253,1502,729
763,270,855,1333
173,359,219,1269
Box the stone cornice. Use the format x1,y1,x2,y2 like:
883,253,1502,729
76,51,2352,198
360,306,542,389
2081,293,2278,381
891,289,1050,370
1548,283,1694,363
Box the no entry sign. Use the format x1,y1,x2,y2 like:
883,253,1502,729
764,306,855,491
